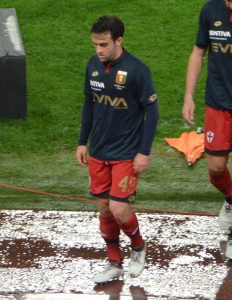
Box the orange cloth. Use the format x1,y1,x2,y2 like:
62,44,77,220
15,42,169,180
164,131,204,166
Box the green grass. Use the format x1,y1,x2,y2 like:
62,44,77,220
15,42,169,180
0,0,223,214
0,149,222,214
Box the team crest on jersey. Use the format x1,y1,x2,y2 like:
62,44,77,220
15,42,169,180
115,70,127,85
92,71,99,77
207,131,214,143
214,21,222,27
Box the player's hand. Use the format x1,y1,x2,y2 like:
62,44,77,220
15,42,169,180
133,153,150,174
182,95,195,125
76,145,88,167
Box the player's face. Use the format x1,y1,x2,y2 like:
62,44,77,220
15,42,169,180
225,0,232,10
91,32,122,62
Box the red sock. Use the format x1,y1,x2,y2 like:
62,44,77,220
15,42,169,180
120,212,144,249
99,215,121,264
209,168,232,197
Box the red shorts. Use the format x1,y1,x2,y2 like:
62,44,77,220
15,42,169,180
204,106,232,155
88,157,139,202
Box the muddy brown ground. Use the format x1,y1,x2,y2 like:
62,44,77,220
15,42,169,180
0,210,231,300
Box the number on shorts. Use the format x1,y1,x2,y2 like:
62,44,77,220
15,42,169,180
118,176,137,193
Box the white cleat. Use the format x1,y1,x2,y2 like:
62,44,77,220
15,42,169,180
218,201,232,231
94,261,124,284
129,244,146,278
225,229,232,260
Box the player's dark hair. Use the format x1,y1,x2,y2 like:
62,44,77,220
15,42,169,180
91,15,124,41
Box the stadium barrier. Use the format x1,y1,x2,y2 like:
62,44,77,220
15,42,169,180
0,8,26,118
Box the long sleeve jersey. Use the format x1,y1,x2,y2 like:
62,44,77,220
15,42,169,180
78,50,159,161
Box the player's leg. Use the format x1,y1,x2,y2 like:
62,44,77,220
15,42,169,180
204,106,232,233
97,198,122,264
94,202,124,284
110,200,146,278
88,157,123,283
207,154,232,231
109,160,146,278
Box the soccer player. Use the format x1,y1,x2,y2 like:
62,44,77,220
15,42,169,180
182,0,232,257
76,15,159,283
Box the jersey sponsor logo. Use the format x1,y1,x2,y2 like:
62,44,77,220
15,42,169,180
206,131,214,143
209,30,231,41
91,71,99,77
115,70,127,85
211,42,232,53
90,80,105,88
214,21,222,27
93,92,128,109
209,30,231,37
149,93,157,102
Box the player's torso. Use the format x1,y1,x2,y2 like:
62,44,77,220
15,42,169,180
207,4,232,56
87,54,139,113
204,0,232,109
86,53,145,160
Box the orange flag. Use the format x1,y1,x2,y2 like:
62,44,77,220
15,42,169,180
164,131,204,166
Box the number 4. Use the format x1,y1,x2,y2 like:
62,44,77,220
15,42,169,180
118,176,137,193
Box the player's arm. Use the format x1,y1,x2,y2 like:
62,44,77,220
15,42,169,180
76,145,88,167
182,2,209,125
182,46,206,125
76,94,94,167
76,63,94,167
134,100,159,174
133,65,159,174
76,99,92,167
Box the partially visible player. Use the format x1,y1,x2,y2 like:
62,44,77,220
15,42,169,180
182,0,232,257
76,15,159,283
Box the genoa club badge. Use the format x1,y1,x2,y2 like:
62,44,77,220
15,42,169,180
115,70,127,85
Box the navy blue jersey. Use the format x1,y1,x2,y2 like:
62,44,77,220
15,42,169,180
196,0,232,110
79,50,159,161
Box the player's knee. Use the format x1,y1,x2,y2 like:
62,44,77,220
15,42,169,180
208,165,227,177
207,154,228,177
109,201,131,224
98,199,111,217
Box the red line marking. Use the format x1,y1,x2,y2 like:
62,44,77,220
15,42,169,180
0,183,218,217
